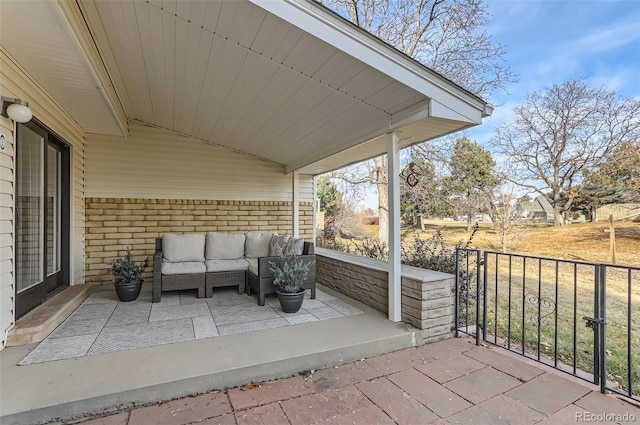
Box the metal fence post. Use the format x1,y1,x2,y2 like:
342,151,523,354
475,249,481,346
599,265,607,394
455,248,460,338
483,251,488,341
593,265,601,386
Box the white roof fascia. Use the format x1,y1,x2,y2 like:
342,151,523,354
250,0,488,123
389,100,431,130
429,99,479,123
53,0,128,137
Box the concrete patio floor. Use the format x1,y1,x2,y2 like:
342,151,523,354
76,337,640,425
0,285,417,425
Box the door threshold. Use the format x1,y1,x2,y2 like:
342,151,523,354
6,285,95,347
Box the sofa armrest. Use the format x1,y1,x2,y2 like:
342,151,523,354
153,249,163,281
303,241,314,255
152,248,163,303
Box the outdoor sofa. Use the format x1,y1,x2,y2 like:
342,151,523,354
153,232,315,305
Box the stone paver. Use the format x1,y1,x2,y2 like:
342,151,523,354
416,353,486,383
81,412,129,425
363,346,426,375
388,368,471,418
235,404,290,425
311,360,381,392
463,345,545,382
447,394,545,425
419,336,474,359
536,404,600,425
74,338,637,425
356,377,439,424
443,366,522,404
228,376,315,410
128,393,231,425
505,372,592,415
574,390,640,419
198,414,237,425
280,385,372,425
319,405,395,425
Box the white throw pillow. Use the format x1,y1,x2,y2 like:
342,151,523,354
163,233,205,262
283,237,304,256
206,232,245,260
244,232,276,258
269,234,290,256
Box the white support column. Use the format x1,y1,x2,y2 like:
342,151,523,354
387,131,402,322
292,170,300,238
312,175,318,243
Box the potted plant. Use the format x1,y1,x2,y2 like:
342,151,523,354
269,255,314,313
111,249,149,302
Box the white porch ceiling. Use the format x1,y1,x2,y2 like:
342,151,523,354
0,0,490,175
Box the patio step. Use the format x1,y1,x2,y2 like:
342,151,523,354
0,294,417,424
5,284,95,346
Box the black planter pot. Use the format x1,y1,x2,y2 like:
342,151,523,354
277,289,305,313
114,281,143,302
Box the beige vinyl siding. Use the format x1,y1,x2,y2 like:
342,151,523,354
0,116,15,347
299,174,314,202
296,174,314,240
86,121,313,204
1,48,86,347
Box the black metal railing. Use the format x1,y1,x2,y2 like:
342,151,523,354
455,248,639,402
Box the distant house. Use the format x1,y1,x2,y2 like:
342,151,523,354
595,204,640,222
515,196,555,222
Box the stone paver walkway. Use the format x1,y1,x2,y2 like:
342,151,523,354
78,337,640,425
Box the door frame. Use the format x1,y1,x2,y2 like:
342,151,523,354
15,119,70,318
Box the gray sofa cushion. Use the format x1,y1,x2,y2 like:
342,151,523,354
161,261,206,275
246,258,258,276
205,259,250,273
245,232,276,258
206,232,245,260
163,233,205,262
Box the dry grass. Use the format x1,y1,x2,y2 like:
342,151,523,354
381,219,640,267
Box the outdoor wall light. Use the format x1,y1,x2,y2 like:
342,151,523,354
1,96,33,123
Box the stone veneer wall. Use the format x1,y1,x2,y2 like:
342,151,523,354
316,249,455,345
85,198,313,285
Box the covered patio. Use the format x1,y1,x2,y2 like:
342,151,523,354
1,0,491,343
1,0,493,422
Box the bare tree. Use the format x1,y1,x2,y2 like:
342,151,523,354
488,185,526,253
491,78,640,226
319,0,516,241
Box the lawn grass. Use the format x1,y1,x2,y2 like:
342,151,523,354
395,219,640,267
478,256,639,396
362,219,640,395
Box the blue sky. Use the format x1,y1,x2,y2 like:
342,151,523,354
356,0,640,211
467,0,640,145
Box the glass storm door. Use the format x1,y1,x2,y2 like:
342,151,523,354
15,121,69,318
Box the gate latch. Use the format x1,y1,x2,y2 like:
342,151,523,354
583,316,606,329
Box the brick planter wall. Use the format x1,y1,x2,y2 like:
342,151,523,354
85,198,313,285
316,248,455,345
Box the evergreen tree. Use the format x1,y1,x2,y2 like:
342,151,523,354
446,137,501,231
